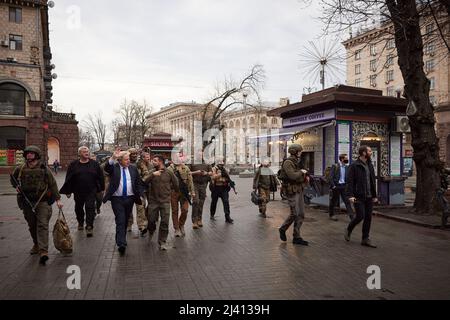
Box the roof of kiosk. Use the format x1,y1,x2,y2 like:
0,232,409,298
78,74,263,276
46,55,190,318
268,85,407,118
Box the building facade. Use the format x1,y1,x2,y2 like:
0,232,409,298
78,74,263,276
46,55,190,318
343,15,450,165
220,102,283,165
0,0,78,171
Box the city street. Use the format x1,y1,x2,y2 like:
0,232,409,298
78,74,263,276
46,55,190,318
0,173,449,300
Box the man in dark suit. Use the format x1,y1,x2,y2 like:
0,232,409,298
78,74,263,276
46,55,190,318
329,154,354,221
103,148,144,255
345,145,378,248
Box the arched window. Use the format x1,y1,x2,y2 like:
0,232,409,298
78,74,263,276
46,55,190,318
271,118,278,125
0,83,27,116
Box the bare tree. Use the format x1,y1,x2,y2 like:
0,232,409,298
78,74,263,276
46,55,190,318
133,100,154,145
82,112,107,150
201,64,265,139
78,127,94,149
114,99,156,148
308,0,450,214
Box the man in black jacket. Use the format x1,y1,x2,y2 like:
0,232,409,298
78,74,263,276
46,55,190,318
345,145,378,248
60,147,105,237
103,148,144,255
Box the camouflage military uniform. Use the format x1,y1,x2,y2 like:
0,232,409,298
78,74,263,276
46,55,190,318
253,166,278,216
168,164,194,235
189,163,212,227
279,152,307,240
10,146,61,257
134,158,155,231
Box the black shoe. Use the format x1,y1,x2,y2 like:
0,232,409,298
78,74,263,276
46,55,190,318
361,239,377,248
118,246,126,255
39,255,49,265
86,227,93,237
279,228,287,242
293,238,309,246
140,228,148,237
344,228,351,242
259,213,267,218
210,215,216,220
225,218,234,224
96,208,101,215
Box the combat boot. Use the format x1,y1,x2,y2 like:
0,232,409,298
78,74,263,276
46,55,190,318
29,244,39,255
86,226,94,237
293,238,309,246
39,250,49,265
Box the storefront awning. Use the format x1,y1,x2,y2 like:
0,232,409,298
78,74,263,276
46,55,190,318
249,120,334,140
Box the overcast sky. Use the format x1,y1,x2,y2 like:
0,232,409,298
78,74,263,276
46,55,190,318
48,0,344,124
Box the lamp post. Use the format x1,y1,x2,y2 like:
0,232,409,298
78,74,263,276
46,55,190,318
243,92,248,165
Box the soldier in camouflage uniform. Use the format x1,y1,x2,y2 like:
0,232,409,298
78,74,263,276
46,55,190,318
169,155,195,237
135,150,155,236
253,157,279,218
190,150,213,229
278,144,309,246
10,146,63,265
127,148,140,232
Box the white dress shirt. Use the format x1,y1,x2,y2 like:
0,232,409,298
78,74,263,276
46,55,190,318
109,159,134,197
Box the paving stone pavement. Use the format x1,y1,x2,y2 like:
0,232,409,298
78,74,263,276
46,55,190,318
0,173,450,300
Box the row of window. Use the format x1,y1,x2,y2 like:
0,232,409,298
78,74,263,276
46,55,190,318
355,75,436,92
355,55,436,75
354,23,435,61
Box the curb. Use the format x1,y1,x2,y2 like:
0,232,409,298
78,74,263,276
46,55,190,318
373,210,448,230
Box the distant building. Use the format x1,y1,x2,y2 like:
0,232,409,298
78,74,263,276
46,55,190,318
0,0,78,171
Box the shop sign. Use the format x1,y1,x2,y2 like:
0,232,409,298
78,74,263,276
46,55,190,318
283,109,335,127
149,141,173,147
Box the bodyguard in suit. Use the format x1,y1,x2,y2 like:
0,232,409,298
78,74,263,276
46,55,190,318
329,154,354,221
345,145,378,248
103,148,144,255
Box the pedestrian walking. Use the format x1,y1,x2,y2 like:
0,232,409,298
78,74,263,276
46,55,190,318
103,149,145,255
190,150,213,229
253,157,279,218
345,145,378,248
52,159,59,175
169,153,195,237
60,147,105,237
143,154,179,250
278,144,309,246
210,157,234,224
329,154,354,221
135,150,155,236
10,146,63,265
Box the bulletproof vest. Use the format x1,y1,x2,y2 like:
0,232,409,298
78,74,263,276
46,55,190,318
18,164,48,200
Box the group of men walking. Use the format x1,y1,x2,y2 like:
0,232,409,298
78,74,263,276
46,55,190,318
270,143,377,248
11,145,237,262
11,141,378,265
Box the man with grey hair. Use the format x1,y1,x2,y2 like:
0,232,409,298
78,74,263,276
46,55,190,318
103,148,145,255
60,146,105,237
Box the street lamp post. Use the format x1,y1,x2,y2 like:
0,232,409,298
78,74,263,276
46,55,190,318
243,92,248,165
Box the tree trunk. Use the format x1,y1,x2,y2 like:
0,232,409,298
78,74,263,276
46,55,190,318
387,0,442,214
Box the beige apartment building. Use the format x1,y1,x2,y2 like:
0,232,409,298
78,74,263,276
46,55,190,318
343,17,450,165
0,0,78,171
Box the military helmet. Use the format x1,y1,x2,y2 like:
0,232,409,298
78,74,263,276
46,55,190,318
288,144,303,155
23,145,42,159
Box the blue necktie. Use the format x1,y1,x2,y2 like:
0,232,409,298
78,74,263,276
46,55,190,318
122,168,127,197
